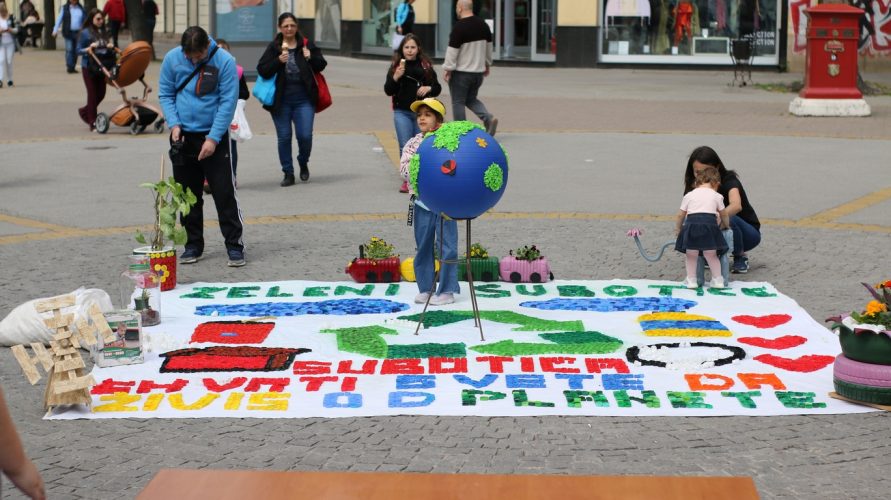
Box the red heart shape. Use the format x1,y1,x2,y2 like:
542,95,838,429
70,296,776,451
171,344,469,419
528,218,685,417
753,354,835,373
737,335,807,350
732,314,792,329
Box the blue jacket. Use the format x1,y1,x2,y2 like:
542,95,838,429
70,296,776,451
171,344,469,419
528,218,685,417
158,39,238,144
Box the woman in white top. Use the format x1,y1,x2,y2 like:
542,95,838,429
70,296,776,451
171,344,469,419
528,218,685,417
0,2,17,87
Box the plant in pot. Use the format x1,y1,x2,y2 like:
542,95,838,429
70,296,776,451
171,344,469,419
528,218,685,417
827,280,891,406
458,242,500,282
134,173,197,292
133,287,161,326
499,244,553,283
346,236,401,283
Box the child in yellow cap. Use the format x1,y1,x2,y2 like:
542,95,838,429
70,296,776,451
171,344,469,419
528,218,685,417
399,98,459,306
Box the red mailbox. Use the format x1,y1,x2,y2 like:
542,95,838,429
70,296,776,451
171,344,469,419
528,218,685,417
800,4,863,99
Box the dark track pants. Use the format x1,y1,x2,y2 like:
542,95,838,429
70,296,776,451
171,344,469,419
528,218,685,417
172,132,244,255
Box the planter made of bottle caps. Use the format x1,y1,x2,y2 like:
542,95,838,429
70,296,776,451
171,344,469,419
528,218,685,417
134,246,177,291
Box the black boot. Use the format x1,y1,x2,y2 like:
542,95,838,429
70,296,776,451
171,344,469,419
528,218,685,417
299,164,310,182
280,173,296,187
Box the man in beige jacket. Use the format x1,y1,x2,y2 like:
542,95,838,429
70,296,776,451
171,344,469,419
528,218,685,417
442,0,498,136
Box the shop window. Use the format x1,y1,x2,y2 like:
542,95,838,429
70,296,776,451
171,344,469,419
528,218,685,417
601,0,778,61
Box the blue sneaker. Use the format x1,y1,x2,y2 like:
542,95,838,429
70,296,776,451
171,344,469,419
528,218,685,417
227,249,246,267
732,256,749,274
179,248,202,264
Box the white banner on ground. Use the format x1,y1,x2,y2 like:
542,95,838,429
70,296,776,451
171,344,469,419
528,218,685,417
46,280,871,419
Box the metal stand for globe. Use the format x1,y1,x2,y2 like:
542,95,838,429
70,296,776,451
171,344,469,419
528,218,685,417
414,217,485,341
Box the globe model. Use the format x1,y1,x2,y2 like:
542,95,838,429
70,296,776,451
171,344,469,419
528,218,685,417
409,121,509,220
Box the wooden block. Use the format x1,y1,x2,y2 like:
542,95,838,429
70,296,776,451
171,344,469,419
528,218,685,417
53,370,96,396
49,340,78,357
11,344,43,385
137,470,761,500
44,314,76,330
34,294,76,313
54,355,86,372
74,318,98,348
88,304,114,343
30,343,54,371
45,369,92,409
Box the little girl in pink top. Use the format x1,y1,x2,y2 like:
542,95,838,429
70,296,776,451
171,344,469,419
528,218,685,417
675,166,730,289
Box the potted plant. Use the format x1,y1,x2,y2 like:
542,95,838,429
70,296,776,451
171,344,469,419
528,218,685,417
345,236,401,283
133,288,161,326
134,168,197,292
458,242,500,282
499,244,553,283
828,280,891,365
827,280,891,406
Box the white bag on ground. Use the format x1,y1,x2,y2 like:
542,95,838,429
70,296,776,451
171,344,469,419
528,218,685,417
0,288,114,347
229,99,253,143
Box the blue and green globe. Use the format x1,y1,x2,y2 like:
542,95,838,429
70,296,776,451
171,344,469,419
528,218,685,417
409,121,509,220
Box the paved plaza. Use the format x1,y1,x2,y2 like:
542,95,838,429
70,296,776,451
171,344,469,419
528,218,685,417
1,46,890,498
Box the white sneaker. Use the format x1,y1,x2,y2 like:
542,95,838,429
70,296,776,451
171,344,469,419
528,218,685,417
414,292,430,304
709,277,727,289
429,293,455,305
683,278,699,289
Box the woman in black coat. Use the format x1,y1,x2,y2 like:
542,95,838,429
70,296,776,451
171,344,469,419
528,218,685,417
257,13,327,186
384,33,440,192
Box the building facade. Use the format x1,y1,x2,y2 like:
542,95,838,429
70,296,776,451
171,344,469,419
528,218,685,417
22,0,891,70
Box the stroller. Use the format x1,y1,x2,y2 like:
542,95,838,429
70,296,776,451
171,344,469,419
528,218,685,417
88,41,166,135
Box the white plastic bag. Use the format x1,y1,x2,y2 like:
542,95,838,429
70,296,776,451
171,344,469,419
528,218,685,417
391,33,405,51
229,99,253,143
0,288,114,347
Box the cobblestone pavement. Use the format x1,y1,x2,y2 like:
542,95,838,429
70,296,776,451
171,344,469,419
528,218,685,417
0,47,890,499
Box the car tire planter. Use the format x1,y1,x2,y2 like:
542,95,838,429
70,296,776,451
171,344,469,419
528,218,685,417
837,323,891,365
834,378,891,405
458,257,500,282
833,355,891,388
499,256,553,283
345,257,401,283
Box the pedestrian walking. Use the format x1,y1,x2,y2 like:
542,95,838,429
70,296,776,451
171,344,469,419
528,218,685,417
142,0,158,57
51,0,85,73
204,38,249,194
0,2,17,87
76,8,114,130
683,146,761,274
256,13,327,187
385,33,440,193
675,166,729,289
158,26,245,267
399,97,459,306
394,0,415,35
442,0,498,136
101,0,125,48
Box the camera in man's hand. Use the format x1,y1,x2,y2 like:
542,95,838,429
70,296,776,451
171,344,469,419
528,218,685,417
169,139,186,167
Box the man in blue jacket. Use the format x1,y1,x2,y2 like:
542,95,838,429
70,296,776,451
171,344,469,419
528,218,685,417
158,26,246,267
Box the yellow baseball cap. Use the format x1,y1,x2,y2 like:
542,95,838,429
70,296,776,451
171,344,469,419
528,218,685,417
410,98,446,119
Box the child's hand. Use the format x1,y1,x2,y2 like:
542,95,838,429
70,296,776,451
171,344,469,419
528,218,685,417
393,64,405,80
416,85,430,97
